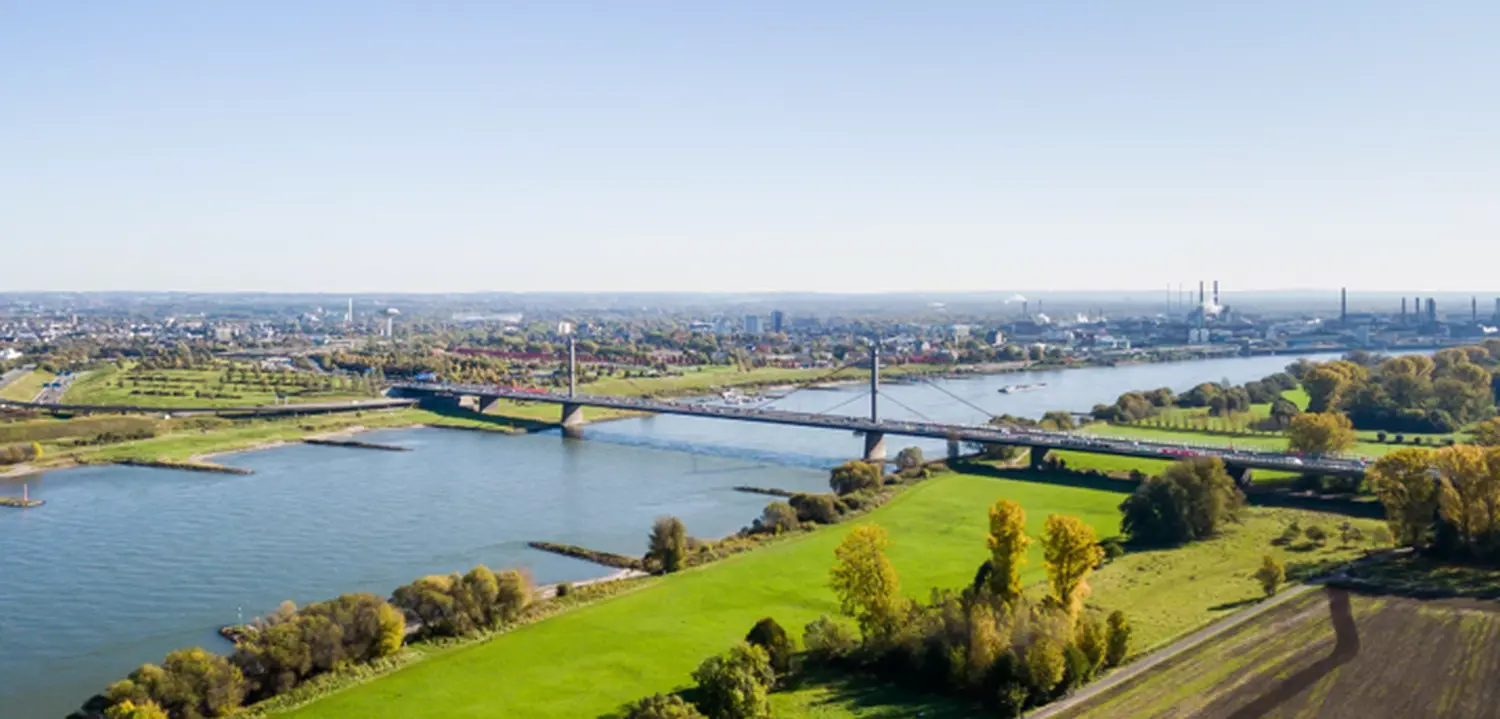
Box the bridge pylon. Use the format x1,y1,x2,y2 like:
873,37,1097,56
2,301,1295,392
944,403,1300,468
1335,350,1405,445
1028,446,1049,471
863,431,887,462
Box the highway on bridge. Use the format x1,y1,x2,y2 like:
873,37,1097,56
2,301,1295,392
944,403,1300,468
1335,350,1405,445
392,381,1368,479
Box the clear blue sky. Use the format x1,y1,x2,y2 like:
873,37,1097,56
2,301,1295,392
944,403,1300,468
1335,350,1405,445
3,2,1496,293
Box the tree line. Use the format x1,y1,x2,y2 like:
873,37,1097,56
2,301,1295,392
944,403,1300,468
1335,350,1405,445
78,563,533,719
1295,345,1500,433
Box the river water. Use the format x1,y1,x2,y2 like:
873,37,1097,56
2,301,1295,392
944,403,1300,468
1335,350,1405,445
0,353,1335,718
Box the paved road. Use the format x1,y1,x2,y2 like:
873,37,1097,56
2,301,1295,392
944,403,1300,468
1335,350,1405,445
33,370,76,404
1026,583,1320,719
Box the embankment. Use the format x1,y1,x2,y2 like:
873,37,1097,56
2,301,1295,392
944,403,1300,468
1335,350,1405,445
527,541,644,570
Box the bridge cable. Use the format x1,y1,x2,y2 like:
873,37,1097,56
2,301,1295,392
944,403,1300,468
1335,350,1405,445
876,392,939,423
914,375,997,421
807,390,871,417
744,357,870,410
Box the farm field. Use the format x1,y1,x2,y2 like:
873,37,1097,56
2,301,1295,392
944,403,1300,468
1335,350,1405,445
1057,589,1500,719
275,468,1382,719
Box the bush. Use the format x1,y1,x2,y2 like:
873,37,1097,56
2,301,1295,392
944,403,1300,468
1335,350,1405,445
829,460,883,495
1099,536,1126,560
554,582,572,598
1304,525,1328,546
755,501,799,535
802,616,858,664
1255,555,1285,598
648,516,689,573
745,617,795,675
106,648,246,719
690,644,774,719
1119,457,1243,545
789,493,841,524
625,693,706,719
1104,611,1131,667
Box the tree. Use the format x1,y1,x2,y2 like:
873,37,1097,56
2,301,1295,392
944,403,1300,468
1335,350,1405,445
1104,610,1131,667
802,616,859,662
105,700,169,719
1119,457,1243,545
1435,444,1491,553
789,493,840,524
1040,410,1076,430
1302,361,1367,412
894,446,925,475
1268,397,1301,428
1254,555,1285,598
829,460,883,495
986,499,1031,603
648,516,689,573
1075,614,1107,675
1042,514,1105,616
1286,412,1357,455
626,694,706,719
1023,633,1066,696
1304,525,1328,546
1472,418,1500,447
690,644,775,719
108,648,247,719
829,525,904,641
757,501,799,534
744,617,795,675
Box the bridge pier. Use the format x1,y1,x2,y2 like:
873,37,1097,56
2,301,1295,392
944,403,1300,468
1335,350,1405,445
479,396,506,414
947,438,962,460
863,431,887,462
1028,446,1049,471
560,402,584,429
1228,465,1254,488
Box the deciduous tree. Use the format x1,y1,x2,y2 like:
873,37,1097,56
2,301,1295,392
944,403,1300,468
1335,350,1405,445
1369,448,1440,548
1104,610,1131,667
829,460,883,495
690,644,775,719
986,499,1031,603
1254,555,1285,598
829,524,904,641
1286,412,1357,455
1042,515,1105,616
648,516,689,573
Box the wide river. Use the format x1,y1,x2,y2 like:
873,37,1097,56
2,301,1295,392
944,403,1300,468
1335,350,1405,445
0,353,1335,718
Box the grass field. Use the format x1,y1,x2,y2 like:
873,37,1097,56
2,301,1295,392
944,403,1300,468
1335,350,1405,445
274,468,1384,719
62,363,370,408
0,369,51,402
278,473,1122,719
1058,589,1500,718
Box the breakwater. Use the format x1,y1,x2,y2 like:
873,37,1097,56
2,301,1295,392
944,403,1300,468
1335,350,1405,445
527,541,643,570
112,459,252,475
305,438,411,451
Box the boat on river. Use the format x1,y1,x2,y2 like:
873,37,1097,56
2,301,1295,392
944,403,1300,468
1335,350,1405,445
997,383,1047,394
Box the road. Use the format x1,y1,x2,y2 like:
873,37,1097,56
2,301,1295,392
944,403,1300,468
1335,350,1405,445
393,381,1370,477
33,370,78,404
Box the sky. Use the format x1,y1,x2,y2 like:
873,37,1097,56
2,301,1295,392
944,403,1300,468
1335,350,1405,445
3,2,1497,294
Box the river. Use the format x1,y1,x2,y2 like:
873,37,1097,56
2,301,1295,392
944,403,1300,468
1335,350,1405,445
0,352,1335,718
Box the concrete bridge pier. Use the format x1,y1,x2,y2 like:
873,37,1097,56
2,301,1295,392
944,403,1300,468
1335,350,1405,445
480,396,506,414
1227,465,1254,488
947,438,962,460
863,431,887,462
560,402,585,429
1029,446,1049,471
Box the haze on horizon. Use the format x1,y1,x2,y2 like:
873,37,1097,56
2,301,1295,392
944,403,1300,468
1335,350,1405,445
3,2,1497,294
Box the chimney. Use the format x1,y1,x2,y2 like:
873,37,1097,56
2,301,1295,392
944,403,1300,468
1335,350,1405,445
1401,297,1407,323
1198,281,1205,305
1213,280,1220,307
1474,297,1480,322
1022,300,1029,317
1340,288,1347,322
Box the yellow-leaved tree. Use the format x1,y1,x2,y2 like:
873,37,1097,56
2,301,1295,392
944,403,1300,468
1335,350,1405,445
1286,412,1357,455
829,524,904,641
1041,514,1104,616
105,700,169,719
1472,418,1500,447
986,499,1030,603
1368,448,1440,548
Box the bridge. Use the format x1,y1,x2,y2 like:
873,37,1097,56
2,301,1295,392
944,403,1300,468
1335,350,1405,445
391,344,1367,484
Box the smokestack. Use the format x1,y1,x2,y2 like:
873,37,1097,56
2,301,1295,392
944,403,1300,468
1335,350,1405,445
1213,280,1220,307
1198,281,1205,305
1023,300,1029,317
1340,288,1347,322
1401,297,1407,323
1474,297,1479,322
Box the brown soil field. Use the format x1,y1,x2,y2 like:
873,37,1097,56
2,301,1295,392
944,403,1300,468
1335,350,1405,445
1058,587,1500,719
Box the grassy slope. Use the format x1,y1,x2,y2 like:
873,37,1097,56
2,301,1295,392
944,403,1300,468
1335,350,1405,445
0,369,52,402
281,473,1123,719
63,365,369,408
70,409,515,463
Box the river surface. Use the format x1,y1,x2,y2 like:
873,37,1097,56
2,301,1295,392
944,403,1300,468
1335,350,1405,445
0,353,1335,718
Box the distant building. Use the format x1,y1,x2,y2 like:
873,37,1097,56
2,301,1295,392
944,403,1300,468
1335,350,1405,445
770,310,785,333
0,347,21,361
744,315,763,335
951,324,971,339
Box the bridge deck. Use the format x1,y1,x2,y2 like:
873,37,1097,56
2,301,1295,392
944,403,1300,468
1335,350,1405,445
394,382,1365,476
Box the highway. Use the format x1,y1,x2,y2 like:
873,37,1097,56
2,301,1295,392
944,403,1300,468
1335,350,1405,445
392,381,1369,477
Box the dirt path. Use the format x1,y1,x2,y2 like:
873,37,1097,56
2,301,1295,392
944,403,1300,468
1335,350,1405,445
1027,583,1318,719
